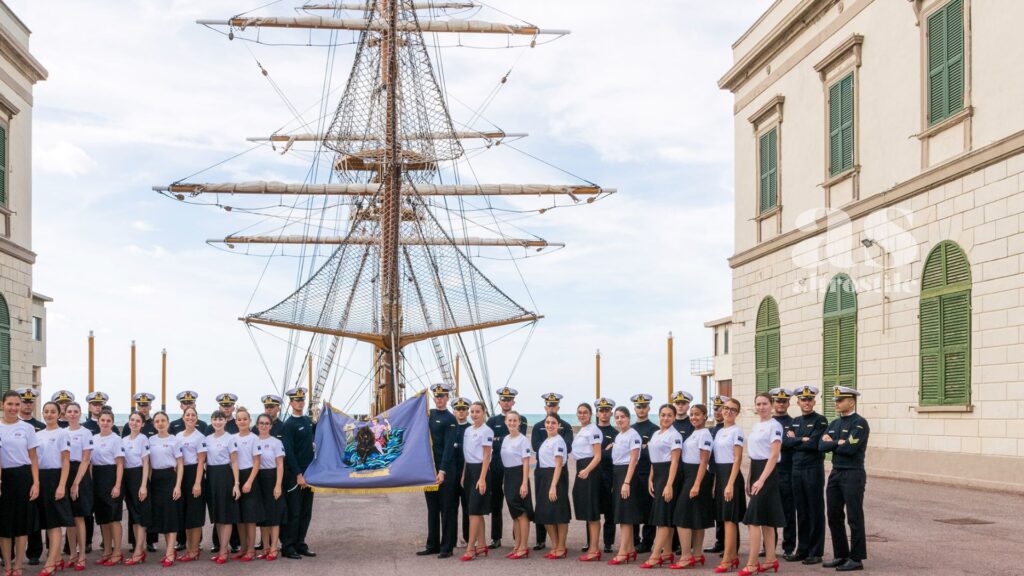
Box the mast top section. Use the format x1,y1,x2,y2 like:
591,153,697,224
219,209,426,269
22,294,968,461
196,16,570,36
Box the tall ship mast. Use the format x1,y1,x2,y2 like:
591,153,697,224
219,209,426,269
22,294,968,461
155,1,614,415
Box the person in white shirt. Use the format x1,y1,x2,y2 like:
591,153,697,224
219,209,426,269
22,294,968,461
671,403,715,569
535,414,570,560
148,412,184,567
459,401,493,562
499,411,532,560
174,406,207,562
0,390,41,575
62,403,93,571
740,393,786,576
205,411,240,565
36,402,73,575
90,410,124,567
608,406,642,566
641,404,682,569
571,403,603,562
712,397,746,573
234,407,264,561
122,412,151,566
254,413,286,561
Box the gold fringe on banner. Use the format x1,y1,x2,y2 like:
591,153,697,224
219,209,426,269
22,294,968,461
311,483,438,495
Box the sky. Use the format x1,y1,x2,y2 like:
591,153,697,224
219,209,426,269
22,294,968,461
10,0,773,414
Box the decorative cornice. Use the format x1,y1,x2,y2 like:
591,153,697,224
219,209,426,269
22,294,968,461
0,235,35,264
0,91,19,118
813,33,864,79
0,26,46,85
747,95,785,130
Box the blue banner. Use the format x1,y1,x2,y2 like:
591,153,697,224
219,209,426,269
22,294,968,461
305,392,438,493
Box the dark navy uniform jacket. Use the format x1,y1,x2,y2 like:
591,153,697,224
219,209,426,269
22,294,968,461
282,413,316,476
819,412,870,469
428,408,457,473
672,418,695,439
631,419,659,477
169,418,210,436
783,412,828,468
531,415,573,454
22,416,45,432
773,413,795,469
120,417,157,438
441,421,471,474
269,418,284,440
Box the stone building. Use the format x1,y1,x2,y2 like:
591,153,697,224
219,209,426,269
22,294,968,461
0,2,47,396
720,0,1024,491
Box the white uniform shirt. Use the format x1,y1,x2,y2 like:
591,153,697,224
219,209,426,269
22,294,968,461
233,433,261,469
537,436,567,469
712,425,744,464
256,436,285,469
0,420,38,468
92,433,124,466
648,427,683,463
461,424,493,465
176,430,207,466
746,419,784,461
682,428,713,464
205,432,236,466
570,423,602,460
122,434,150,469
499,434,532,468
36,428,71,470
67,427,93,463
611,428,642,465
149,435,182,470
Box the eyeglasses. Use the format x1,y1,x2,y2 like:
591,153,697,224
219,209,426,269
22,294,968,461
257,422,271,426
721,407,739,414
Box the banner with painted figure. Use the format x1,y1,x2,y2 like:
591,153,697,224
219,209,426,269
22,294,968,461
305,392,438,493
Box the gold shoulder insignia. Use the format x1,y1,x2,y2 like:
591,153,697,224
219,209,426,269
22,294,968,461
856,425,863,429
850,437,859,444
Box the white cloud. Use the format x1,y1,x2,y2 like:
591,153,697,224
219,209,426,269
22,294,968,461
130,220,157,232
33,140,98,176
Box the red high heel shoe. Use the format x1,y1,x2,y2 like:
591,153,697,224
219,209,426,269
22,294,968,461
669,555,695,569
714,558,740,573
474,546,489,557
639,560,658,569
124,552,146,566
544,549,567,559
176,552,199,563
607,554,632,565
37,564,59,576
508,549,529,560
236,554,254,563
92,557,110,567
100,556,123,567
578,551,602,562
211,554,229,565
160,556,175,568
737,564,762,576
73,560,86,572
759,560,779,573
264,550,278,562
459,551,476,562
695,555,706,566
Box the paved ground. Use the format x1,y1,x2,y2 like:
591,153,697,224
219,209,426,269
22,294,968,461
66,475,1021,575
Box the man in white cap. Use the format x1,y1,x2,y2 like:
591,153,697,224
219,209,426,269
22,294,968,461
770,387,797,558
52,390,75,427
281,387,316,560
820,386,869,572
783,386,827,565
671,390,695,436
630,393,657,553
594,397,618,553
122,392,157,437
418,384,458,558
263,394,285,439
216,393,239,433
169,390,208,435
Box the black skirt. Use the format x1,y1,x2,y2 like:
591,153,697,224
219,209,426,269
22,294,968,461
238,468,265,524
533,466,570,525
256,468,286,527
148,467,180,534
713,463,746,524
37,468,74,529
502,463,534,521
674,463,715,529
0,465,39,537
463,462,490,516
742,459,786,527
123,466,152,528
179,464,206,529
206,464,239,525
612,464,642,525
91,464,123,524
68,461,94,518
572,457,602,521
648,462,678,527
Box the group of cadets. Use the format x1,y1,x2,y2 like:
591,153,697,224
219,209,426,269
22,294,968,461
0,385,319,576
417,383,870,573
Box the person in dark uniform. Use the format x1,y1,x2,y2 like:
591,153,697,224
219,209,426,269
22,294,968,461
820,386,869,572
704,394,727,556
263,395,285,439
484,386,525,550
769,387,796,558
783,385,827,565
530,393,573,551
51,390,75,428
17,388,46,566
416,383,457,558
281,387,316,560
444,397,472,547
594,398,618,554
217,394,240,434
169,390,209,436
629,393,657,554
123,393,158,553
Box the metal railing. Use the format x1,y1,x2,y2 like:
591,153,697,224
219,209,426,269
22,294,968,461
690,356,714,375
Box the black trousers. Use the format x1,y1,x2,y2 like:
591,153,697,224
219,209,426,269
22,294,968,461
632,471,654,549
826,468,866,561
793,465,826,557
281,477,314,553
777,464,796,553
600,469,615,549
488,462,505,541
27,531,42,560
437,474,459,554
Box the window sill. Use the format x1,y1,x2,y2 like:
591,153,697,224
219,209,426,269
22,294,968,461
911,404,974,413
755,206,780,221
821,165,859,188
917,106,973,140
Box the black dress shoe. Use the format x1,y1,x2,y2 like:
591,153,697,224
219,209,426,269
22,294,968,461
784,553,807,562
230,546,241,554
27,559,40,566
488,540,501,550
823,557,848,568
802,556,823,565
836,559,864,571
283,550,302,560
532,543,546,551
703,545,724,554
416,548,440,556
255,543,264,551
85,545,93,554
437,552,453,559
603,546,614,554
175,543,186,552
758,549,766,558
298,549,317,557
146,543,157,553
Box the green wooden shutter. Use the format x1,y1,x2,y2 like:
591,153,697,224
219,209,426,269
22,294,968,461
940,291,970,404
822,317,839,419
919,297,942,405
0,125,6,206
927,6,948,124
822,274,857,419
920,241,971,405
829,75,855,176
945,0,965,119
759,129,778,213
755,297,780,395
0,294,9,395
928,0,965,125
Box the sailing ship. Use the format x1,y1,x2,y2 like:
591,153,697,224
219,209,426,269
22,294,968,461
153,1,614,415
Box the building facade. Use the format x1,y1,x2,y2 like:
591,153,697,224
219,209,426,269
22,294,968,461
721,0,1024,492
692,316,733,404
0,2,47,396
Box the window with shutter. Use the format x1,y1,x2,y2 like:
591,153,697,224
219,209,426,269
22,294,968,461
758,128,778,213
828,74,855,176
755,297,780,395
822,274,857,419
919,241,972,405
0,293,9,395
927,0,965,125
0,125,6,206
